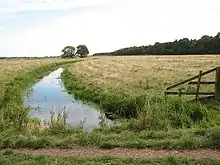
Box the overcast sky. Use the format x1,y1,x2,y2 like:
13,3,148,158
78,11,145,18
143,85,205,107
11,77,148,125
0,0,219,57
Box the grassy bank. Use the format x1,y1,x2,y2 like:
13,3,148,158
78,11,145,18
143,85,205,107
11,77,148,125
1,150,220,165
0,58,71,101
0,59,79,131
61,68,217,131
1,126,220,150
61,68,144,118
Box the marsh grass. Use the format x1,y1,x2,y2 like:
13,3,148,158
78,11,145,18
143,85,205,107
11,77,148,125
49,109,69,134
129,98,212,131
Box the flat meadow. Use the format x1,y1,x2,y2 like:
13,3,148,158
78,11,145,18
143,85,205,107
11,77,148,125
70,55,220,96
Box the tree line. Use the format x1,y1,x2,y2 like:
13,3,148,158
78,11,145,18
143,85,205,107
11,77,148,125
93,32,220,56
93,52,112,56
61,45,89,58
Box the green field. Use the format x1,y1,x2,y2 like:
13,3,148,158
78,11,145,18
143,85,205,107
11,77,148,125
1,55,220,164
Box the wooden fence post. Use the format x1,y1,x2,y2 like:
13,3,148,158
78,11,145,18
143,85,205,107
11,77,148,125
195,70,202,102
215,67,220,101
178,89,182,97
164,91,167,100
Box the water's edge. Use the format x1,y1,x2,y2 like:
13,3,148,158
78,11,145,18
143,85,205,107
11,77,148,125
24,68,110,130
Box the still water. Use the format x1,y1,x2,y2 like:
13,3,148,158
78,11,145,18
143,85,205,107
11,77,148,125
24,68,109,130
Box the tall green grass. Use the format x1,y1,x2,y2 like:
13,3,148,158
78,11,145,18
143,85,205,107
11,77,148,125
129,98,211,131
1,126,220,150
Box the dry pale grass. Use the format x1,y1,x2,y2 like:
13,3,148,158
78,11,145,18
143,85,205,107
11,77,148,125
0,58,69,98
69,55,220,95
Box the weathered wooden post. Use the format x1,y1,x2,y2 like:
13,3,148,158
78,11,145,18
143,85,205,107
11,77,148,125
195,70,202,102
164,91,167,100
215,67,220,101
178,88,182,97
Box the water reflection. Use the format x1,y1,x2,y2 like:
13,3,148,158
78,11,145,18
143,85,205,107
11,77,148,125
24,68,110,130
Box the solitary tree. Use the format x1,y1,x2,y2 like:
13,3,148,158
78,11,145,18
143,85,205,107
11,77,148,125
76,45,89,58
61,46,76,58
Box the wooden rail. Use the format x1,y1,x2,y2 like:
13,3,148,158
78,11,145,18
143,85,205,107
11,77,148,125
165,67,220,101
165,92,215,95
188,81,215,85
166,68,216,90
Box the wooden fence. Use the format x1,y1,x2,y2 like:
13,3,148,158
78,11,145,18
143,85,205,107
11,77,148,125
165,67,220,101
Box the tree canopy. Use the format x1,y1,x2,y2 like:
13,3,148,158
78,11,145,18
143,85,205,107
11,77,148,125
61,45,89,58
61,46,76,58
93,32,220,56
112,32,220,55
76,45,89,58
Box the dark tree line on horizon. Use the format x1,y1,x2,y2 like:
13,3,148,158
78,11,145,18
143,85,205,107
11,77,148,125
93,32,220,56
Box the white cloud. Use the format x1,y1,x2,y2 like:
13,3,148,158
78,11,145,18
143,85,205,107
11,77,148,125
0,0,220,57
0,0,116,13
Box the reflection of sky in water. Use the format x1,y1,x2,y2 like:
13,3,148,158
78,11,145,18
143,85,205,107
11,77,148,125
24,68,109,130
